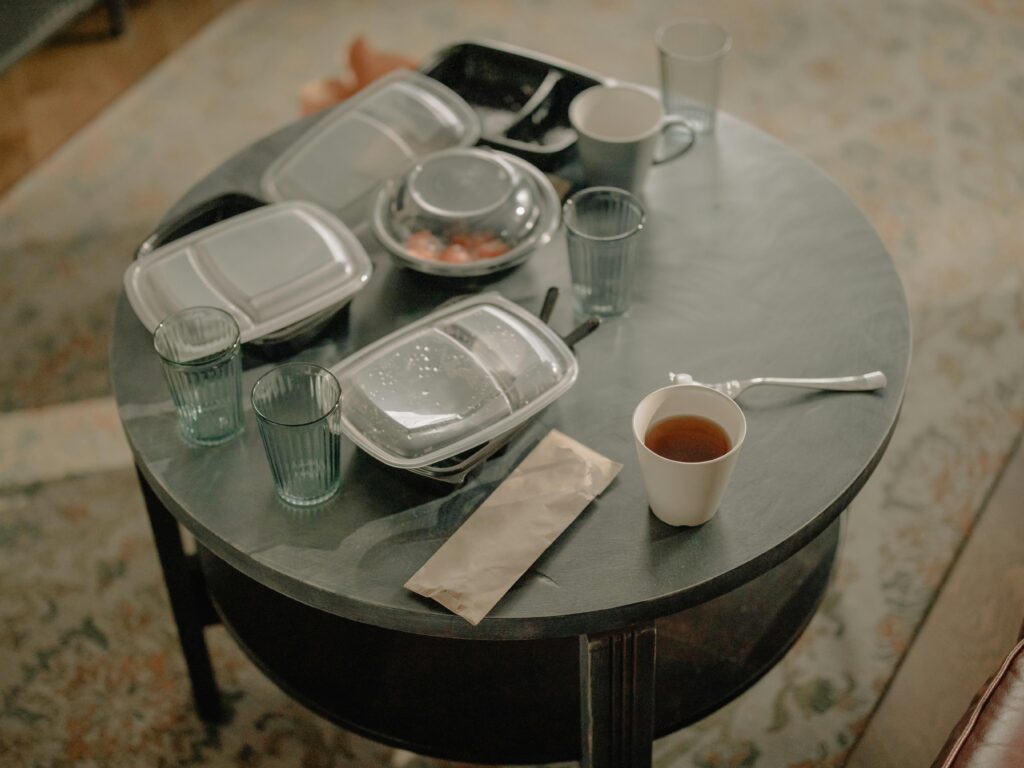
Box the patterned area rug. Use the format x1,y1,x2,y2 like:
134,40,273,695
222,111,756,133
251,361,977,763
1,0,1023,766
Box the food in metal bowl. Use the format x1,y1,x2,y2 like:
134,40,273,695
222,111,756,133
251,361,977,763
404,229,510,264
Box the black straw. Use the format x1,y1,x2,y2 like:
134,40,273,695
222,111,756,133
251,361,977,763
538,287,559,324
562,316,601,348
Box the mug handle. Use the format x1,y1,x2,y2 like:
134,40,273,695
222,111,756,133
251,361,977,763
653,115,695,164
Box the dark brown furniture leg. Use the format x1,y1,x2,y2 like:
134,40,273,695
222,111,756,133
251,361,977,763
137,465,223,722
105,0,126,36
580,623,657,768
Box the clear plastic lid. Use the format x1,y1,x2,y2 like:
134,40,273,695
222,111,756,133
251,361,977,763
331,293,578,468
407,149,517,219
260,71,481,229
124,202,372,343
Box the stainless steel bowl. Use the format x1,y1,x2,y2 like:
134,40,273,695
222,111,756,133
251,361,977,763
372,148,561,278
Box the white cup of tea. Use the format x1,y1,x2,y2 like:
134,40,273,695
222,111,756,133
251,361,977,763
569,84,694,193
632,384,746,526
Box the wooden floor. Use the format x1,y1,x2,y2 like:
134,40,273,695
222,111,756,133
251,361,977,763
0,0,240,198
848,438,1024,766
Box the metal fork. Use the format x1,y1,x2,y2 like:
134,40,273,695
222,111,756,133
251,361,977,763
667,370,887,399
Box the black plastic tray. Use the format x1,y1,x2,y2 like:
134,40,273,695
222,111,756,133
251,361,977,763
135,192,266,259
420,40,607,170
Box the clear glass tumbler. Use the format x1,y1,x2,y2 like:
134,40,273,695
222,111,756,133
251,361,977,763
251,363,342,506
563,187,647,317
656,19,732,135
153,306,243,445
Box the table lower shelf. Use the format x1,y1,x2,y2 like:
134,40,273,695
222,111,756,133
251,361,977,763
199,516,840,765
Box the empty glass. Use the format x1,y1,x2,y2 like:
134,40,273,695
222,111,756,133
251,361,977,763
153,306,243,445
563,187,647,317
657,19,732,135
252,363,342,506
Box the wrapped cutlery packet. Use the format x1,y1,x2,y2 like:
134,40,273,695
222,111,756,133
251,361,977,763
405,430,622,624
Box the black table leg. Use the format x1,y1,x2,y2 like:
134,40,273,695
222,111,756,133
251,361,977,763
580,623,657,768
136,466,223,722
105,0,127,37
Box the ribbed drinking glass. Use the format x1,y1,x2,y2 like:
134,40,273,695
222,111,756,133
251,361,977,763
153,306,243,445
563,187,647,317
656,19,732,135
251,363,342,506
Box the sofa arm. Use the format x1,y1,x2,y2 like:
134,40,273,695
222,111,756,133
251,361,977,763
931,637,1024,767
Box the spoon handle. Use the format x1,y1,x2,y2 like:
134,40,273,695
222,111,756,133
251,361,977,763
751,371,887,392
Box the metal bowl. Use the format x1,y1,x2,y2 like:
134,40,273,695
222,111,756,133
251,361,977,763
372,148,561,278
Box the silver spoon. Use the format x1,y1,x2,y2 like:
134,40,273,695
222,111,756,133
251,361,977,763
667,370,887,399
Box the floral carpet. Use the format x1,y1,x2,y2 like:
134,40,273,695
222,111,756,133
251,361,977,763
1,0,1023,766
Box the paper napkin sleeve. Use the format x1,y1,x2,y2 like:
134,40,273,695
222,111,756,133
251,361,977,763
405,430,622,625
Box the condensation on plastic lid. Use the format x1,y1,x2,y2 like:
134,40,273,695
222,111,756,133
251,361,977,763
330,293,578,469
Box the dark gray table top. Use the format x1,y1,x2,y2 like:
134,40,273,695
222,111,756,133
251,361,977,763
111,112,910,641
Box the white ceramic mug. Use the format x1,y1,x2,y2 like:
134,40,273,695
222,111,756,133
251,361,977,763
569,85,694,193
632,384,746,526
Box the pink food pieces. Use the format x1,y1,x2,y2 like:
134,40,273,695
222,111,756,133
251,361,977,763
403,229,510,265
450,231,510,260
404,230,444,261
449,231,493,250
439,244,473,263
471,238,509,260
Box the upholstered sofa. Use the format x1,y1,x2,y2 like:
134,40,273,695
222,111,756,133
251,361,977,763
931,628,1024,767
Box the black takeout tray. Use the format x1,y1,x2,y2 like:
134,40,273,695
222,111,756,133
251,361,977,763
135,192,267,259
420,40,607,170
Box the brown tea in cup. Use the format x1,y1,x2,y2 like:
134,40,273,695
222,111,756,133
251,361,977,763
644,414,731,463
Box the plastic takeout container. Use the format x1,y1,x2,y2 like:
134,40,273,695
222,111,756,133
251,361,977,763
261,70,481,229
330,293,578,469
124,201,372,344
421,40,607,169
372,148,561,277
